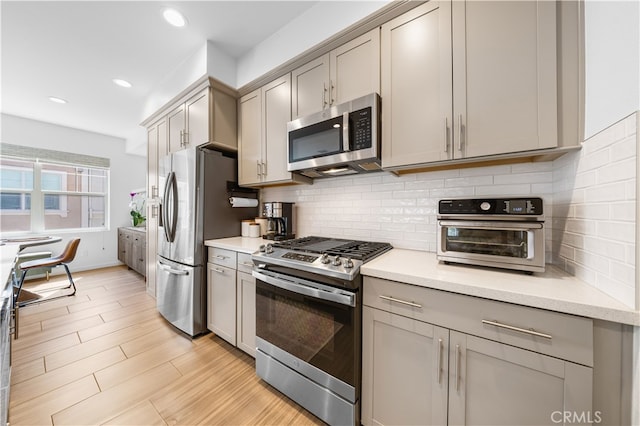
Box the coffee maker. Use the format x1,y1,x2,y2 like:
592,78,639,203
262,202,295,241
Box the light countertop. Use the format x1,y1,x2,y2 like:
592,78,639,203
202,238,639,326
204,236,271,254
362,249,640,326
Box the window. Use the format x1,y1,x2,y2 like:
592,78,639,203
0,146,110,234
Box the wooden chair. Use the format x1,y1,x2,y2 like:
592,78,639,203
12,238,81,338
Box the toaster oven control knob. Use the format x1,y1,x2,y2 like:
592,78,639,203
320,253,330,264
265,244,274,254
343,258,354,269
259,244,266,253
332,256,342,266
480,201,491,211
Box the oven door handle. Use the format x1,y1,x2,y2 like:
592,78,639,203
438,221,543,230
253,270,356,307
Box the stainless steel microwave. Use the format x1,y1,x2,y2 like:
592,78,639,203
287,92,381,178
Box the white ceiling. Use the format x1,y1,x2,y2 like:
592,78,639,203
1,1,319,155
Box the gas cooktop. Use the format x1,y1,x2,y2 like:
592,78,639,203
253,236,393,281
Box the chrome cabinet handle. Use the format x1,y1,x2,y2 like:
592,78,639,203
151,185,158,198
330,80,335,105
215,255,228,260
262,162,267,177
322,83,328,108
436,338,443,384
213,267,226,274
457,114,463,151
482,319,552,340
256,160,262,177
151,205,158,218
454,344,460,391
443,117,449,152
379,295,422,308
241,262,254,267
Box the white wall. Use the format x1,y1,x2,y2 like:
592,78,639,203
236,1,391,87
584,0,640,138
1,114,147,272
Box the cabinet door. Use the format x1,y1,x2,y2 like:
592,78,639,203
185,88,209,148
330,28,380,105
236,271,256,357
381,1,453,168
452,0,557,158
262,74,292,184
167,103,186,153
238,89,263,186
362,306,449,426
448,331,593,426
291,54,330,118
207,263,237,345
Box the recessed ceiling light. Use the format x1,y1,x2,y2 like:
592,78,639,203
163,8,186,27
113,78,132,88
48,96,68,104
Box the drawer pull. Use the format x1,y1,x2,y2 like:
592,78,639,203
241,262,254,267
482,319,552,340
379,295,422,308
213,268,226,274
215,255,228,260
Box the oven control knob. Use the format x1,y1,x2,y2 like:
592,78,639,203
265,244,274,254
480,201,491,211
320,253,330,264
343,258,354,269
259,244,266,253
332,256,342,266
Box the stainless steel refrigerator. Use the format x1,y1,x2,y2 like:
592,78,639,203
156,147,257,336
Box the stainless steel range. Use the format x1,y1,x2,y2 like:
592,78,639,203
252,236,392,426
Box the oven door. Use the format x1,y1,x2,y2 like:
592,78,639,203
253,268,359,402
437,220,545,272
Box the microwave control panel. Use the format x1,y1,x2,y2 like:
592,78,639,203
350,107,372,150
439,198,543,216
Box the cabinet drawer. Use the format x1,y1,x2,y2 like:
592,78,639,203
237,253,254,274
208,248,237,269
364,277,593,366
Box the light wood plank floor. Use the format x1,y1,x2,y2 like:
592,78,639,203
10,266,323,425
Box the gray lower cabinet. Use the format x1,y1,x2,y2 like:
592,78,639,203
117,227,146,277
362,277,593,426
206,248,256,357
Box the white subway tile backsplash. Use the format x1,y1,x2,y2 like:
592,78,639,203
259,113,637,309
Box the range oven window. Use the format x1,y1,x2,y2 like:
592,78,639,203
444,226,530,259
255,279,356,387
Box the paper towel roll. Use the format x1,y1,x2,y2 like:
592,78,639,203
229,197,258,208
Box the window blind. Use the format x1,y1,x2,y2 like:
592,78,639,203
0,143,110,168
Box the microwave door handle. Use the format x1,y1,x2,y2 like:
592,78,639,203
342,112,350,152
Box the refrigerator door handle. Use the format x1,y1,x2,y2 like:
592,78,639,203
162,172,173,243
168,171,178,243
158,263,189,276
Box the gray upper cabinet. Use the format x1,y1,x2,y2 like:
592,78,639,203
453,0,558,159
167,84,238,154
381,1,453,167
292,28,380,119
238,74,310,187
382,0,577,170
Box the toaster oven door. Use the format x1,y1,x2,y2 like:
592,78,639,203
437,220,545,272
